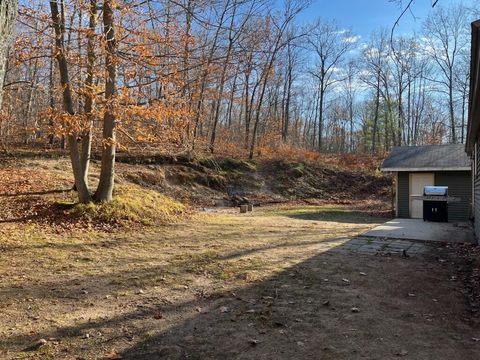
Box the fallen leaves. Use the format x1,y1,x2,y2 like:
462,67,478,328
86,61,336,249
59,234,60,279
104,350,122,359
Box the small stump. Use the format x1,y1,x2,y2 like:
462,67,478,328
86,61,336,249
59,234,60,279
247,204,253,212
240,205,248,213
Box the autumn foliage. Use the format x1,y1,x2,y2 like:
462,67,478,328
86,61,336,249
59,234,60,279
0,0,471,204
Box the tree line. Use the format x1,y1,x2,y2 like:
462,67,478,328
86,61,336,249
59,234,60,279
0,0,476,202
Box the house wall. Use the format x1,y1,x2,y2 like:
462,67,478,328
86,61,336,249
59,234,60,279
396,170,471,221
474,144,480,236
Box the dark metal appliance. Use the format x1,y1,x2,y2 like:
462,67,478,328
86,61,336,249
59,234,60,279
423,186,448,222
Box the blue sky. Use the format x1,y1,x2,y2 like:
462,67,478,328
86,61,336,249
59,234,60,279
296,0,477,39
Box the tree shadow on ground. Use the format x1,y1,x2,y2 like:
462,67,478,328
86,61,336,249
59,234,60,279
0,188,72,197
0,234,357,303
2,238,479,360
117,246,478,360
283,210,388,224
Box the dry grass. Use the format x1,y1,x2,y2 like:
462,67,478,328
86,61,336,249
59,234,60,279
0,205,383,358
65,185,186,226
1,204,479,359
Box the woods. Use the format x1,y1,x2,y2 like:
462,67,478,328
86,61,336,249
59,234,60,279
0,0,475,202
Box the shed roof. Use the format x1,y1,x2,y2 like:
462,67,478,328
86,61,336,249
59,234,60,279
381,144,471,172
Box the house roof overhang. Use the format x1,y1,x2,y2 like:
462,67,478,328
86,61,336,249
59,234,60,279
466,20,480,155
381,167,471,172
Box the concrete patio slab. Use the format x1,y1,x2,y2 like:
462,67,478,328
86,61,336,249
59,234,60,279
337,236,431,256
363,218,475,244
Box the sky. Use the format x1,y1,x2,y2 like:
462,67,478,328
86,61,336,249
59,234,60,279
296,0,477,40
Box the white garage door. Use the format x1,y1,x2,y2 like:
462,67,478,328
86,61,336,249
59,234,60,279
409,173,434,218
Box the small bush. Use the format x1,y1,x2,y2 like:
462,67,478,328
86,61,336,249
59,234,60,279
66,185,186,226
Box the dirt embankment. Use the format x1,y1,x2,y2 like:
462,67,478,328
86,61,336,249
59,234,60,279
114,153,392,207
0,152,392,229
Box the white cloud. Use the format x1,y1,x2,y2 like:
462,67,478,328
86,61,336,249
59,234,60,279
343,35,361,44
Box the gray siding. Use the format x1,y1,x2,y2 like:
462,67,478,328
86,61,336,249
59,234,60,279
475,175,480,234
435,171,472,221
397,172,409,218
475,144,480,237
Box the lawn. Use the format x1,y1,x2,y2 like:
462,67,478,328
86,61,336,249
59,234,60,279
1,204,479,359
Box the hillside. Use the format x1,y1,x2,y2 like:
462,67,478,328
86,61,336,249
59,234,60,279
0,152,392,228
115,153,391,205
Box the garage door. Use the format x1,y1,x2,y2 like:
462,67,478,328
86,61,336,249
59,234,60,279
410,173,434,218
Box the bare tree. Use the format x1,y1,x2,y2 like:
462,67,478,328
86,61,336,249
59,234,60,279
2,0,473,173
308,19,357,151
360,30,390,153
422,4,469,143
341,60,357,152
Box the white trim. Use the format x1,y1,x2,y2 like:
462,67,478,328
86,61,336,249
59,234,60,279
382,167,471,172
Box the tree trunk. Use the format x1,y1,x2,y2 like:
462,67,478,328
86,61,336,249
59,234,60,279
244,71,251,149
448,75,456,143
372,83,380,154
80,0,97,188
50,0,91,203
283,62,293,142
349,96,354,152
461,85,467,143
226,71,237,128
95,0,117,202
48,48,55,145
318,85,325,151
0,0,17,109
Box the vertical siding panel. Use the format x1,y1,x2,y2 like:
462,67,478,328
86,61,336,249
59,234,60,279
475,176,480,233
475,144,480,237
398,172,409,218
435,171,472,221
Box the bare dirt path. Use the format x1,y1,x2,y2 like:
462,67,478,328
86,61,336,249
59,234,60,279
0,205,479,359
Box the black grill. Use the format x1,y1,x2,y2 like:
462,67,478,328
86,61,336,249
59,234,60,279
423,186,448,222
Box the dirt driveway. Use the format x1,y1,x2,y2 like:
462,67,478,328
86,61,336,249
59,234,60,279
0,205,479,359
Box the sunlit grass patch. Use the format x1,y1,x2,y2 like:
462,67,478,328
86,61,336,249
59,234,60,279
258,204,384,224
259,205,347,217
64,185,187,226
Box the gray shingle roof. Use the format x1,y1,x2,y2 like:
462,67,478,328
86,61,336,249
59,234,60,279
381,144,471,171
